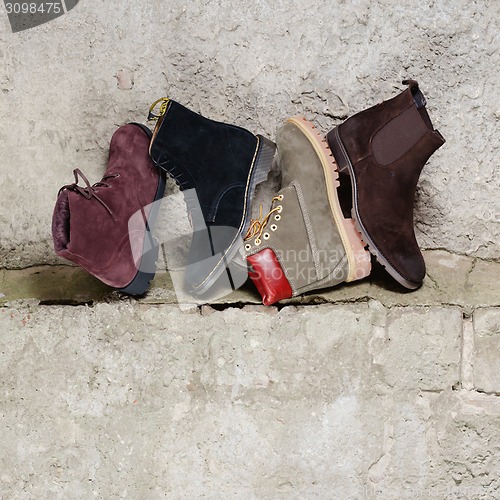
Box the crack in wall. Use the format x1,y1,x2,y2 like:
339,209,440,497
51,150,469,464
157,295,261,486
461,316,475,391
475,389,500,397
464,257,477,291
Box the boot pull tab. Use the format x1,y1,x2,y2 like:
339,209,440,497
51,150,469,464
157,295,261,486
148,97,170,121
402,79,427,109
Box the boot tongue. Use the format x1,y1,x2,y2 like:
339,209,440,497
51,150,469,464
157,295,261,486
52,190,71,252
107,124,142,172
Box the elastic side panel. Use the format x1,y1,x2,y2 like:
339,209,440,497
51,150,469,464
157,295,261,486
372,106,428,166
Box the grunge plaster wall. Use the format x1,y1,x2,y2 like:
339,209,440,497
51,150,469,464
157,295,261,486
0,0,499,267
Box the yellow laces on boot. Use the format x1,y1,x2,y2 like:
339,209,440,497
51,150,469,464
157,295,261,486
244,195,283,242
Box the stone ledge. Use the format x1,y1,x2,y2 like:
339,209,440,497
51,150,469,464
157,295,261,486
0,250,498,309
0,301,499,498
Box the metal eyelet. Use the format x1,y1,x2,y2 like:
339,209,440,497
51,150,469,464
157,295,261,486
277,205,283,213
277,194,284,201
244,243,252,251
270,224,277,231
263,233,270,240
255,238,261,246
274,214,281,221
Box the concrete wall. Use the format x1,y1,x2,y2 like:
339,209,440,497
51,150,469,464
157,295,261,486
0,0,499,267
1,1,499,498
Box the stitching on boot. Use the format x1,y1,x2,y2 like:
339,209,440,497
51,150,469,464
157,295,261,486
295,254,349,295
291,180,321,278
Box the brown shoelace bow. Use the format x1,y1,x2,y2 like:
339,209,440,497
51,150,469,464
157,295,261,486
58,168,119,222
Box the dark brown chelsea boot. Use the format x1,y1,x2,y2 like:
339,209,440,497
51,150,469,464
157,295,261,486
327,80,445,289
52,123,166,295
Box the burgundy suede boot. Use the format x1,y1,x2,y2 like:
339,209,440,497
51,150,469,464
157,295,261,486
327,80,445,289
52,123,166,295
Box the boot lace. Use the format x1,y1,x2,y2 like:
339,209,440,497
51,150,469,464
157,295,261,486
147,97,190,190
244,195,282,241
58,168,119,222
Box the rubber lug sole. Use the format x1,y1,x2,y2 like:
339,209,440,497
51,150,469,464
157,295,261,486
287,117,371,282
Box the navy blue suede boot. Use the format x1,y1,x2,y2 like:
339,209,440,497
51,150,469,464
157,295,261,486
148,99,276,296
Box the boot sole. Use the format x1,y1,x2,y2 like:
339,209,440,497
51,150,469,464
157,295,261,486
287,117,371,283
327,126,421,290
117,123,167,296
190,135,276,297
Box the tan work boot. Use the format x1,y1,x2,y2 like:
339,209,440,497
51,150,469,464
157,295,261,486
244,117,371,305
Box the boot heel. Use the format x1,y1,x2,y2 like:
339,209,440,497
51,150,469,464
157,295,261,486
243,135,276,236
245,134,276,222
253,135,276,185
327,127,350,175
